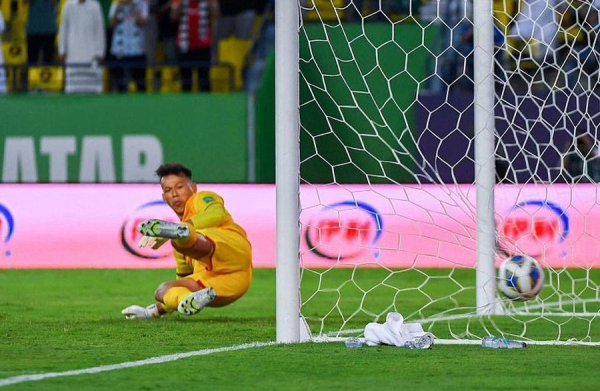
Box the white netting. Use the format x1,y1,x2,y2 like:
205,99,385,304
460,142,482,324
296,0,600,343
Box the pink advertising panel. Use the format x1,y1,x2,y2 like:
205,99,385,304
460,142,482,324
299,184,600,269
1,184,599,269
0,184,275,269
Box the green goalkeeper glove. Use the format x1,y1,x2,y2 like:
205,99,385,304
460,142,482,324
137,219,190,239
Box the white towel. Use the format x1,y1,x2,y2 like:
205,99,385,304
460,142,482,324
364,312,432,347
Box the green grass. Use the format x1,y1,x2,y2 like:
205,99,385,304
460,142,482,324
1,268,600,390
301,267,600,341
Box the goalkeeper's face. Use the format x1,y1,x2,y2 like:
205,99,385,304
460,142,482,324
160,174,197,218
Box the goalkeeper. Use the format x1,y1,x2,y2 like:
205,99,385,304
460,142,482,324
122,162,253,319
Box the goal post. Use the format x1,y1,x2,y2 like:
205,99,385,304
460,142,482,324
473,0,502,315
275,0,600,344
275,0,301,343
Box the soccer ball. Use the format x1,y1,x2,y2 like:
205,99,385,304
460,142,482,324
497,255,544,301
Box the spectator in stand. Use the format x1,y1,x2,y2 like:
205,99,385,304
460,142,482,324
156,0,179,64
108,0,149,92
145,0,159,66
58,0,106,93
0,9,7,94
508,0,559,64
451,0,506,91
556,0,600,90
171,0,218,91
418,0,469,92
59,0,106,64
24,0,59,65
504,0,560,92
214,0,256,42
211,0,256,75
99,0,113,62
561,130,600,183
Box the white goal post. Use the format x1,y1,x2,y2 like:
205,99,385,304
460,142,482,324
275,0,301,343
472,0,502,315
276,0,600,344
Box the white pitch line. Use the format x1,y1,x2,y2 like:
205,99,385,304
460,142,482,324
0,341,279,388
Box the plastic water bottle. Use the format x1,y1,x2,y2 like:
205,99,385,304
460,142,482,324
481,336,527,349
345,337,363,348
404,334,434,350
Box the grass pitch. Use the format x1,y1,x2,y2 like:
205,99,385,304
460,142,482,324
1,268,600,390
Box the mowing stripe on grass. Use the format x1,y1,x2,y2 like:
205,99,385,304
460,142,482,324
0,341,279,388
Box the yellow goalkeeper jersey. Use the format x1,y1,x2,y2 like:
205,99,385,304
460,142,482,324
182,191,248,237
174,190,252,282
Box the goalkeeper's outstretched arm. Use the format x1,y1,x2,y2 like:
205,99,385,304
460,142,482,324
186,202,228,229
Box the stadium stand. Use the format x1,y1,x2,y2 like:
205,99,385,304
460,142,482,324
28,65,63,92
157,66,182,93
215,37,251,91
302,0,345,22
3,0,571,95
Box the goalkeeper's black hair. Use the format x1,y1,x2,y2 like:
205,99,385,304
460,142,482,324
156,163,193,180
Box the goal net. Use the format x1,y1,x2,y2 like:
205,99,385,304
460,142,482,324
276,0,600,344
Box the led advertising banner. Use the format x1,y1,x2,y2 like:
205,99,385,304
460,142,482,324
1,184,599,269
0,185,275,269
300,184,600,269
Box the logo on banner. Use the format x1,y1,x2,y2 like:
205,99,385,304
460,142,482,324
121,200,176,259
0,203,15,257
303,201,383,260
498,200,569,260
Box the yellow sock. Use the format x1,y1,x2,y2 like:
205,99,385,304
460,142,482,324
173,222,198,248
163,286,192,310
156,302,173,315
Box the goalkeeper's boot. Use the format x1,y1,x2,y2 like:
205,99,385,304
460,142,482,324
177,288,216,316
138,219,190,239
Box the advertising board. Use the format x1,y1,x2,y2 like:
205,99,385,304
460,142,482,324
1,184,599,269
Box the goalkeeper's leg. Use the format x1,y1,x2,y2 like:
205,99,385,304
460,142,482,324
154,279,216,316
177,288,216,315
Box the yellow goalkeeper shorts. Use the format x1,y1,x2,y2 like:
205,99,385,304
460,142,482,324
187,227,253,307
188,268,252,307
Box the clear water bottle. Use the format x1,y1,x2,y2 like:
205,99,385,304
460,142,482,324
404,334,434,350
345,337,363,348
481,336,527,349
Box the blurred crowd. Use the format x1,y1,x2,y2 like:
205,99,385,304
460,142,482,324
0,0,271,93
418,0,600,93
1,0,600,95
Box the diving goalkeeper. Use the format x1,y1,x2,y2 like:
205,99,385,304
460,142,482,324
122,162,253,319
